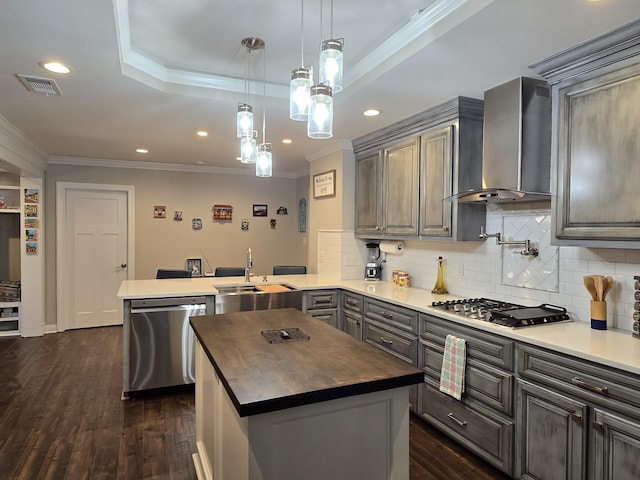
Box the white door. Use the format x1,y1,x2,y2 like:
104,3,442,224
57,184,134,330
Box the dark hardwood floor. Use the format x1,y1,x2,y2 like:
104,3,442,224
0,326,511,479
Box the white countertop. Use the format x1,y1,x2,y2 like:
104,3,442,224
117,274,640,375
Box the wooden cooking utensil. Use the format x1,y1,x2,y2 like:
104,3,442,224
594,275,605,301
602,276,613,300
583,275,597,300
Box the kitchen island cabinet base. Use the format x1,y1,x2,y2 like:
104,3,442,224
193,342,411,480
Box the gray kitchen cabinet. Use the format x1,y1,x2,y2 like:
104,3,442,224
353,97,485,241
303,290,339,329
516,379,587,480
516,343,640,480
354,136,419,237
341,291,363,340
419,314,515,475
418,109,485,240
354,151,383,237
382,136,419,236
532,20,640,247
363,297,419,411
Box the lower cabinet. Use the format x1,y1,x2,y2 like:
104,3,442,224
342,291,363,340
418,314,515,475
421,382,514,474
363,297,419,412
516,379,587,480
303,290,339,329
516,343,640,480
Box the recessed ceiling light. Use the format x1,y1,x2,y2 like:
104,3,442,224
38,61,71,74
235,156,242,161
136,148,148,154
195,160,205,165
282,138,292,144
196,131,208,137
363,109,381,117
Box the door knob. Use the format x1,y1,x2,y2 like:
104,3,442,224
120,263,127,268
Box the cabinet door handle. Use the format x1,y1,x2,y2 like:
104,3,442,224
313,299,333,305
374,309,393,319
571,376,608,395
447,413,467,427
571,412,582,424
380,337,393,345
346,300,358,306
592,421,604,432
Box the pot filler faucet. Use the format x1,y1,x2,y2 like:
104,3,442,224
479,226,539,257
245,248,253,281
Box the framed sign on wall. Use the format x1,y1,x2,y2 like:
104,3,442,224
313,169,336,199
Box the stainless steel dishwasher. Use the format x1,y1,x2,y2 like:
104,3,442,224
126,296,206,395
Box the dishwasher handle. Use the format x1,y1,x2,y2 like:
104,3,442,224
130,296,207,310
130,304,206,314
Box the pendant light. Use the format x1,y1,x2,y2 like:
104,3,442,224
236,103,253,138
240,131,257,163
290,0,312,120
308,83,333,139
236,38,264,139
319,0,343,93
256,143,272,177
256,40,272,177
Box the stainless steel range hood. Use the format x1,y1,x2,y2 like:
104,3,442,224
455,77,551,203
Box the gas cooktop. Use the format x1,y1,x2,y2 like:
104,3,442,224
431,298,571,328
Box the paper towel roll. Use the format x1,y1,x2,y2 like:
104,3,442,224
380,241,404,255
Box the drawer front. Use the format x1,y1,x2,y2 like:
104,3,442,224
342,292,363,313
364,298,418,334
344,310,363,341
363,319,418,365
419,341,513,416
517,344,640,413
307,308,338,329
305,290,338,310
420,383,513,475
421,314,514,370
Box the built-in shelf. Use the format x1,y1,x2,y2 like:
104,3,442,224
0,184,20,211
0,301,20,336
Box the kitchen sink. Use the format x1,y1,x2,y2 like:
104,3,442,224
214,283,302,314
215,283,295,294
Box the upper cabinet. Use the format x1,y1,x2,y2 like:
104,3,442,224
532,20,640,247
382,136,420,236
353,97,485,241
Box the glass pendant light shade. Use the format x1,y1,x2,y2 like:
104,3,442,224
320,39,343,93
240,132,257,163
308,84,333,139
256,143,272,177
289,67,313,121
236,103,253,138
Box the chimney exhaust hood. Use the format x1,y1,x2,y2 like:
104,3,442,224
455,77,551,203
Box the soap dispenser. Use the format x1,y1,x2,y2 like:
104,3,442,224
431,256,449,294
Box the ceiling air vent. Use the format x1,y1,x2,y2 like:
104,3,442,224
16,74,62,95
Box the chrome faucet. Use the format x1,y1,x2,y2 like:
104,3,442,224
245,247,253,281
479,226,539,257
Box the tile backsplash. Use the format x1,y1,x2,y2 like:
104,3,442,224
318,203,640,332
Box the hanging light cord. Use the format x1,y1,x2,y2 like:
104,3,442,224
262,45,267,144
300,0,304,67
330,0,333,38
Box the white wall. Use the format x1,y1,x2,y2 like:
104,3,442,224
44,163,307,327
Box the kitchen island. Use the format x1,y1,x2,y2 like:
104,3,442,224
189,308,424,480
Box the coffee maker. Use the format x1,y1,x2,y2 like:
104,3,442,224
365,243,382,280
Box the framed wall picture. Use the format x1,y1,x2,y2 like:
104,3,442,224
253,204,268,217
313,169,336,199
186,258,202,277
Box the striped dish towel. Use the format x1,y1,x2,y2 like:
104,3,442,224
439,334,467,400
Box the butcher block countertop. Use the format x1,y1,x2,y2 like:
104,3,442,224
190,308,424,417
